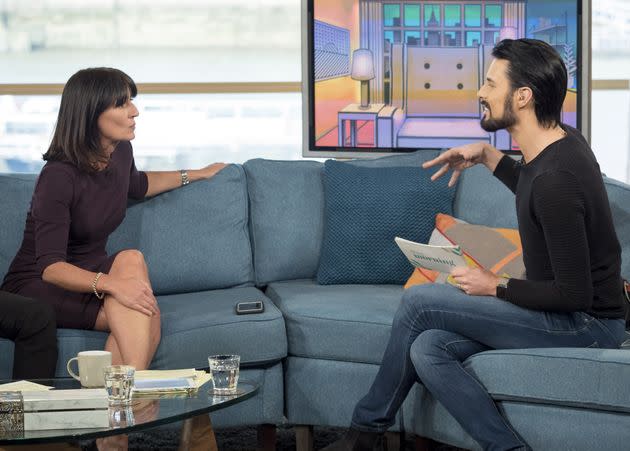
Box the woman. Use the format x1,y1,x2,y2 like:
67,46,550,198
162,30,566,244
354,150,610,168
1,67,226,371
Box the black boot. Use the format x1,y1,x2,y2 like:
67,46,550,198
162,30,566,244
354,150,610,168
320,428,387,451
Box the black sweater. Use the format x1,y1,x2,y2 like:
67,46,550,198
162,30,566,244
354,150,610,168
493,125,625,318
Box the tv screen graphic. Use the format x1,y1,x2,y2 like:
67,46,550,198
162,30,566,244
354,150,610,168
302,0,589,158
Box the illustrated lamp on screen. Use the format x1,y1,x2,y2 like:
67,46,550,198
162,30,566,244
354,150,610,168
351,48,375,109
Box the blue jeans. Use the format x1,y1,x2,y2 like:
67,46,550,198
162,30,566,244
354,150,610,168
351,284,626,451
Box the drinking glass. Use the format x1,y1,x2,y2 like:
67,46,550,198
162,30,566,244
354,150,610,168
208,354,240,395
103,365,135,405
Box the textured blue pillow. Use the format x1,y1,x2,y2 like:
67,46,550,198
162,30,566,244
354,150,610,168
317,160,455,285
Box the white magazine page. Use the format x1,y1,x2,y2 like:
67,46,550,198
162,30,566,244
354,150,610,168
395,237,467,273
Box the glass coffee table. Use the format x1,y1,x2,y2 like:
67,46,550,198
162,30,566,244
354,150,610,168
0,377,257,446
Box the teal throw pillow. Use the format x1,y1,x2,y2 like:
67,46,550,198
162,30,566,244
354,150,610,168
317,160,455,285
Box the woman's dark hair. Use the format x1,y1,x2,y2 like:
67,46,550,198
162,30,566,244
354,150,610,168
43,67,137,172
492,38,567,129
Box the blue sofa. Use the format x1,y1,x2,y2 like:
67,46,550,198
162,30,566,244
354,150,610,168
2,150,630,450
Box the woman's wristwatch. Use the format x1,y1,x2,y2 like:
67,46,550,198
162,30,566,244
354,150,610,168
496,277,509,300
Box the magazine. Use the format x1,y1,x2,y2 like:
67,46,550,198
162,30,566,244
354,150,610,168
394,237,467,273
134,369,212,394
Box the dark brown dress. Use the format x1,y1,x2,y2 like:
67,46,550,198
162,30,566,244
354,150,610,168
1,141,148,329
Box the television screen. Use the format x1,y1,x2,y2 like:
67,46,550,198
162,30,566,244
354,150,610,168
302,0,590,158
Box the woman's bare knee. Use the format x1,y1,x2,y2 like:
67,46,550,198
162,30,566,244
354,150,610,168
113,249,146,270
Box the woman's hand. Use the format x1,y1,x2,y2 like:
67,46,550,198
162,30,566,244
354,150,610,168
106,276,159,317
196,163,228,180
422,142,489,187
450,267,500,297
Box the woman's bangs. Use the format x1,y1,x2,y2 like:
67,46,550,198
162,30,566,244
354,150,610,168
111,74,138,107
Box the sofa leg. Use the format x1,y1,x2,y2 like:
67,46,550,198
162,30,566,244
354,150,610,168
257,424,277,451
415,435,443,451
295,425,314,451
385,431,401,450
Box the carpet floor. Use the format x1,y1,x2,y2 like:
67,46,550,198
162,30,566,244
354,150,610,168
79,425,464,450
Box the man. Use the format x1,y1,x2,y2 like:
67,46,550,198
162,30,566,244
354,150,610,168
324,39,627,451
0,291,57,378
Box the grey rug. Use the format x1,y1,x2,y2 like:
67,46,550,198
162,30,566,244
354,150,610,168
80,425,463,450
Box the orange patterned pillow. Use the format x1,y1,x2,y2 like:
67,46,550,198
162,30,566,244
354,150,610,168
405,213,525,289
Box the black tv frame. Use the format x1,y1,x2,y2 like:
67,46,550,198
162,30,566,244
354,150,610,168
301,0,591,158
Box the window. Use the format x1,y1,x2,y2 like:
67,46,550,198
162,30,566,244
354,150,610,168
424,31,441,46
404,4,421,27
384,30,401,46
383,2,502,48
592,0,630,80
466,31,482,47
445,5,462,27
464,5,482,27
405,31,421,45
424,5,441,27
0,1,300,84
0,0,302,172
591,0,630,183
384,4,401,27
485,4,502,28
484,31,500,45
444,31,462,47
0,93,303,172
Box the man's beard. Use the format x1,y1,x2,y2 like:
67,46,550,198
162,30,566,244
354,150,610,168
480,94,517,132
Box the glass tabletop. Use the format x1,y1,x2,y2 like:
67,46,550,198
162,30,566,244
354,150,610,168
0,377,258,444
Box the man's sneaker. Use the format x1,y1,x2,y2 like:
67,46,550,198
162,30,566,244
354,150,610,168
320,428,387,451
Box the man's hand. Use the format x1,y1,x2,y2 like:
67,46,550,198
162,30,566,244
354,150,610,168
422,142,502,186
450,267,500,297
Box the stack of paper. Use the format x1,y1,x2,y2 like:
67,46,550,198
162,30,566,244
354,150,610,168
134,369,212,394
0,380,53,392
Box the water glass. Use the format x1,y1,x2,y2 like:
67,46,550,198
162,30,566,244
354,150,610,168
109,405,135,428
104,365,135,405
208,354,240,395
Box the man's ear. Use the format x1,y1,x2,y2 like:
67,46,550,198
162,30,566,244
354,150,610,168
516,87,533,108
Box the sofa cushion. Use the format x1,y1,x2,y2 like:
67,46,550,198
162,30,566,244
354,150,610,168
0,173,37,280
466,347,630,414
266,279,403,363
317,162,455,285
454,163,518,229
244,159,325,285
244,151,441,285
153,286,287,369
107,164,254,295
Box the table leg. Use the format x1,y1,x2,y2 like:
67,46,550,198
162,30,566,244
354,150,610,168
338,118,345,147
178,414,217,451
295,425,314,451
350,120,357,147
179,418,193,450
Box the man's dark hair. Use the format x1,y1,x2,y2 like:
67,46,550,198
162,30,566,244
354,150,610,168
492,38,567,128
43,67,137,173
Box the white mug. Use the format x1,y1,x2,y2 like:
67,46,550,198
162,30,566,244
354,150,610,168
67,350,112,388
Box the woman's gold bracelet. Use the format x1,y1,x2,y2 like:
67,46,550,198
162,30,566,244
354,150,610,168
92,272,105,300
